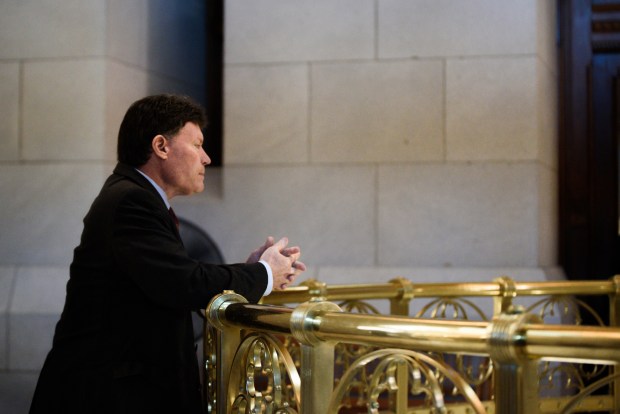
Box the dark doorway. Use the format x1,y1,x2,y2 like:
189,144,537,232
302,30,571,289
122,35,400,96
558,0,620,287
204,0,224,166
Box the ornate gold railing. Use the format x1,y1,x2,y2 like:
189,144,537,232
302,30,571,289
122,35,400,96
262,276,620,323
204,276,620,413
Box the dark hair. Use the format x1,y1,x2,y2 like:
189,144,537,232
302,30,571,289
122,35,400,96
117,94,207,167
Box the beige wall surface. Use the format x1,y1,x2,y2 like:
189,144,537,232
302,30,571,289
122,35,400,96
216,0,557,270
0,0,559,372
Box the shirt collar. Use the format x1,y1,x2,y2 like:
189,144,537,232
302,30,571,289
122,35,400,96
135,169,171,209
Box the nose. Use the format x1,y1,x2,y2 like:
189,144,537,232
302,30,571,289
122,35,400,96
201,148,211,166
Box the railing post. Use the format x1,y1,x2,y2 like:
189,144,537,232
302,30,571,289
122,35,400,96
610,276,620,327
290,299,342,414
206,291,247,414
393,357,408,413
493,276,517,316
389,277,414,315
488,310,542,414
301,278,328,301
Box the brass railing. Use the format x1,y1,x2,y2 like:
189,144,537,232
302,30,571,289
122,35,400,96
204,276,620,414
262,276,620,323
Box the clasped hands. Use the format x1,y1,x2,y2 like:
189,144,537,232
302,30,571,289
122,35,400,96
247,236,306,291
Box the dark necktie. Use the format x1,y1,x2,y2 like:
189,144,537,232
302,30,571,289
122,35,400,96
168,207,179,229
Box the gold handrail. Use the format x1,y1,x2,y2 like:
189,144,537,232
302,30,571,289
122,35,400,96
263,278,618,305
218,301,620,364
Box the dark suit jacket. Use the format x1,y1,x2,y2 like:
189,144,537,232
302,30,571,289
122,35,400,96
30,163,267,414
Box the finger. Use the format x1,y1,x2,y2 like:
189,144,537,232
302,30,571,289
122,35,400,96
281,246,300,256
273,237,289,251
247,236,275,263
256,237,275,254
253,236,274,254
283,247,300,261
288,251,301,263
292,260,307,272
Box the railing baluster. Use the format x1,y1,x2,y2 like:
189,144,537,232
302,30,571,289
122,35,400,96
489,311,543,414
207,291,248,414
290,300,341,414
388,277,414,316
493,276,517,316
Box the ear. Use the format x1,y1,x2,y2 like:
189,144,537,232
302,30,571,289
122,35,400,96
151,135,169,160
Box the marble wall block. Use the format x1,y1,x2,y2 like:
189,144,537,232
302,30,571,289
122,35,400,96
0,316,5,371
537,60,559,170
0,62,20,161
9,267,67,370
0,164,108,266
0,0,105,59
538,165,558,267
174,165,376,266
378,0,536,58
9,314,57,371
378,163,539,267
104,62,151,161
311,60,444,163
22,59,106,161
225,0,374,63
0,268,15,370
537,0,558,75
446,57,538,161
107,0,150,70
225,64,308,164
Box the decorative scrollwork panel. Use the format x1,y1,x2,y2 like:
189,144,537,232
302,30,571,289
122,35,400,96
328,348,487,414
227,333,301,414
524,295,612,402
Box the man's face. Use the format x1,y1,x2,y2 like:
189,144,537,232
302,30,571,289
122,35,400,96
163,122,210,198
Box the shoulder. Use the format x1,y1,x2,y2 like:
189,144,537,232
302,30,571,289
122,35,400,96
100,164,166,210
100,175,157,207
84,171,165,227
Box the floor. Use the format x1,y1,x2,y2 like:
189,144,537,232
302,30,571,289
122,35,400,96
0,372,38,414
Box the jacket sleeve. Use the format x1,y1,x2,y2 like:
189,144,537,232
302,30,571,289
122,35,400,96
111,187,267,309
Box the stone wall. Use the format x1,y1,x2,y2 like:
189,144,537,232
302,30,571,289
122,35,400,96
0,0,207,372
177,0,558,272
0,0,559,373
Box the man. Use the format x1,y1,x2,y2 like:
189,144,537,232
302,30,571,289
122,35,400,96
29,94,305,413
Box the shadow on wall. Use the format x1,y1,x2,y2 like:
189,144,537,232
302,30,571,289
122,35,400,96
147,0,207,104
